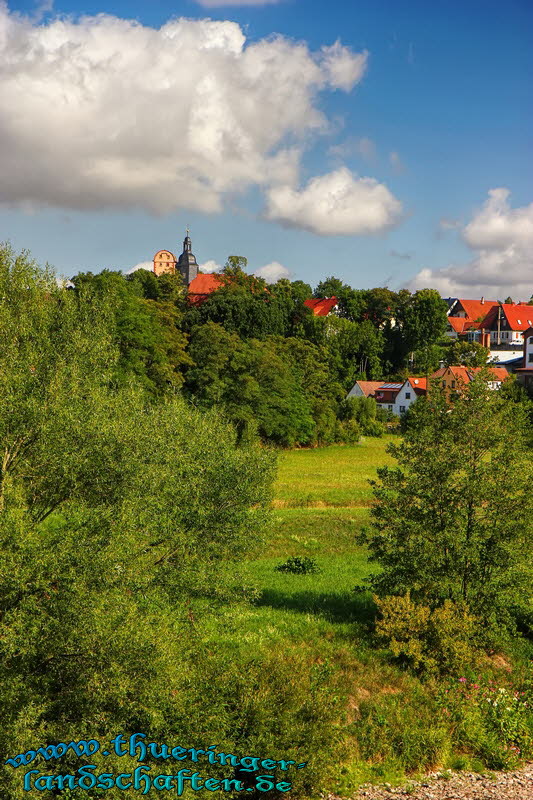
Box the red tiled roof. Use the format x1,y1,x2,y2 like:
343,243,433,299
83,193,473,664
433,366,473,383
304,297,338,316
187,272,224,304
451,299,497,322
448,317,468,333
432,366,508,383
352,381,384,398
407,376,427,394
470,366,509,382
477,303,533,332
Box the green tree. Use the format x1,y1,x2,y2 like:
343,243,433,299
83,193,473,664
71,269,191,394
393,289,449,370
0,246,277,798
444,339,491,367
184,323,316,446
361,372,533,625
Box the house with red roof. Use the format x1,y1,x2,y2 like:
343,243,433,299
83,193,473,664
475,303,533,349
187,272,225,305
393,377,427,415
432,365,509,392
347,377,427,416
446,297,496,339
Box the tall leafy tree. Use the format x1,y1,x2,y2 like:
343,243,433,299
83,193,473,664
361,373,533,625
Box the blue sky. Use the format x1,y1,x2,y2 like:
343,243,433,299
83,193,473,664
1,0,531,297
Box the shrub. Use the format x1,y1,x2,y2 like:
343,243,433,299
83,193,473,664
275,556,320,574
374,593,484,675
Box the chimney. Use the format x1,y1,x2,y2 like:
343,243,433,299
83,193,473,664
481,296,484,304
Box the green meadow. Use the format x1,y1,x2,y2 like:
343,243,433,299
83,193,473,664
195,437,533,796
197,437,436,793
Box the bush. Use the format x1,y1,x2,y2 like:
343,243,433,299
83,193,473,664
361,419,385,438
275,556,320,574
374,593,484,675
335,418,361,444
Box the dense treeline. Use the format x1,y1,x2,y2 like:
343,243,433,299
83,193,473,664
71,260,450,446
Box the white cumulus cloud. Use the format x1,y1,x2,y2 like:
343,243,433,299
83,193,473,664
407,189,533,298
254,261,291,282
199,259,224,273
0,5,368,215
265,167,403,236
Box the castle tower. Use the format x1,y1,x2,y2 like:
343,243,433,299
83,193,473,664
176,230,198,286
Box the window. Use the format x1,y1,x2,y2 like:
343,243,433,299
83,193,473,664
451,380,456,388
388,405,393,411
400,406,406,413
529,353,533,363
529,337,533,344
405,392,411,399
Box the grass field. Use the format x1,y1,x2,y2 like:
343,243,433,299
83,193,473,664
197,434,533,795
210,438,393,646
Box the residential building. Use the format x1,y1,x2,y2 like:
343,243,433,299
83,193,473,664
446,297,496,339
347,377,427,416
432,365,509,392
474,303,533,348
392,377,427,415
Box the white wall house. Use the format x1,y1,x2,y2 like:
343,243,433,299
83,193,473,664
391,377,427,416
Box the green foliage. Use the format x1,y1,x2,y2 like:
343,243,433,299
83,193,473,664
375,593,483,675
362,372,533,633
340,396,385,438
275,556,320,574
0,246,279,799
435,677,533,769
71,268,191,395
444,340,491,367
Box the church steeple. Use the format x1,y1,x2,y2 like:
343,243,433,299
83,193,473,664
177,229,198,285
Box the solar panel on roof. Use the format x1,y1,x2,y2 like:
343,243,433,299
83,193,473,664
380,383,403,389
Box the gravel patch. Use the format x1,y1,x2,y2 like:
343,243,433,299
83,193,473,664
327,762,533,800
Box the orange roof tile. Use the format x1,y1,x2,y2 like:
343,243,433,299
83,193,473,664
407,376,427,393
352,381,384,398
187,272,224,304
451,299,497,322
304,297,338,316
477,303,533,332
432,366,509,383
448,317,468,333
